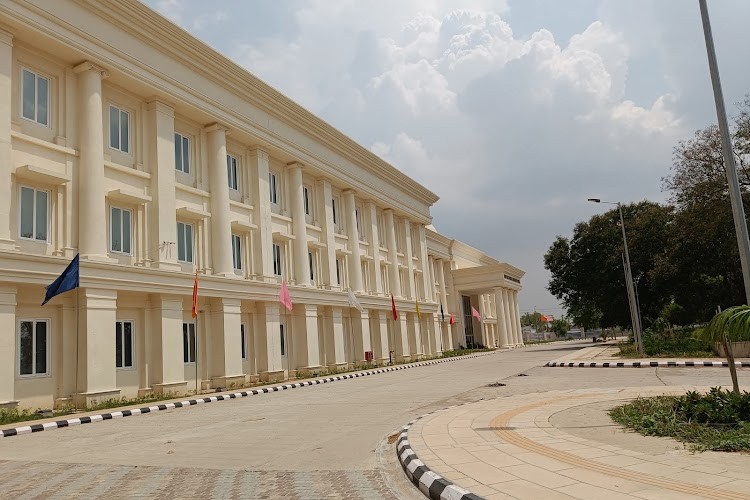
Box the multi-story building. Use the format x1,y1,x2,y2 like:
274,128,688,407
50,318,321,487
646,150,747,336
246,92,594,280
0,0,524,410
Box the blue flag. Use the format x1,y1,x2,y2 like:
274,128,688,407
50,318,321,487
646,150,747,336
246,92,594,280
42,254,80,305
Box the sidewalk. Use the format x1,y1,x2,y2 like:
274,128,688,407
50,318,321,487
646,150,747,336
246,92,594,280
400,387,750,500
546,343,750,368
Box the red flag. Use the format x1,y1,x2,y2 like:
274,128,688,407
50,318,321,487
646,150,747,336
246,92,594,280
471,306,481,321
191,270,199,318
449,313,455,325
279,279,293,312
391,294,398,320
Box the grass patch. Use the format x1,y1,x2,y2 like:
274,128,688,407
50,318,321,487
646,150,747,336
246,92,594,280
609,387,750,452
616,326,715,358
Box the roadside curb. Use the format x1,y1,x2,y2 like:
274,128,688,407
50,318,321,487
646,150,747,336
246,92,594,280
546,360,750,368
1,350,498,439
396,406,482,500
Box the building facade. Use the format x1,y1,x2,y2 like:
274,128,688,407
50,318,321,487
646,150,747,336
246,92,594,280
0,0,524,410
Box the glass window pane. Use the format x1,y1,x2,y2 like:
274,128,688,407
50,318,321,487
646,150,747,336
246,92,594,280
241,325,246,359
182,137,190,174
35,190,47,241
174,133,182,171
35,321,47,374
185,224,193,263
115,322,123,368
124,322,133,368
177,223,185,261
183,323,189,363
189,325,196,363
19,321,33,375
20,187,34,239
110,106,119,149
122,210,131,254
22,70,35,121
121,110,129,153
280,325,285,356
36,76,48,126
111,208,121,252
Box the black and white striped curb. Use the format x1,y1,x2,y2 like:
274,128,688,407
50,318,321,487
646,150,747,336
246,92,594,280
1,351,497,439
396,407,482,500
546,360,750,368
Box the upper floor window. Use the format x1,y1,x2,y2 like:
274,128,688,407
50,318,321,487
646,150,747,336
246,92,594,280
19,186,48,242
377,212,384,244
227,155,239,191
232,234,242,271
272,243,282,277
336,258,342,286
110,207,132,255
174,132,190,174
303,186,312,217
115,320,134,369
177,221,194,263
308,251,315,282
109,105,130,153
22,68,49,127
331,197,338,225
18,319,48,376
269,172,279,204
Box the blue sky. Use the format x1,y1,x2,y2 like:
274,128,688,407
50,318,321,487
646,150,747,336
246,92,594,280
146,0,750,317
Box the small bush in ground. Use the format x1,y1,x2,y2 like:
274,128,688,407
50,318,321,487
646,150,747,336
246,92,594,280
617,324,713,358
610,387,750,452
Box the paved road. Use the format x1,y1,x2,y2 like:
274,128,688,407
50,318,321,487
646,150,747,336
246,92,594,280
2,341,748,499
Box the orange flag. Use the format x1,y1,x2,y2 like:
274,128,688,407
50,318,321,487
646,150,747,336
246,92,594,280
391,294,398,320
191,270,199,318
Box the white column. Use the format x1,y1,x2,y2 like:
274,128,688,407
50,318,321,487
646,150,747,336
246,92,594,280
149,295,187,393
0,30,14,249
395,314,410,361
403,219,415,299
318,179,337,287
343,189,363,292
292,304,321,370
512,290,523,345
207,298,244,387
327,307,347,367
258,302,283,381
0,286,16,404
366,201,383,295
249,149,275,282
76,288,119,406
206,124,234,276
371,310,389,364
501,289,514,347
287,163,310,286
74,62,108,260
494,289,510,348
419,225,431,302
351,309,371,363
384,209,401,297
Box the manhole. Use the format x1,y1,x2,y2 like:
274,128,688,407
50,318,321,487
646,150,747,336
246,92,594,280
487,382,506,387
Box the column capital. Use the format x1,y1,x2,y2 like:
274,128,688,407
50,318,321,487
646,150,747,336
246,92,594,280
342,188,357,198
204,122,230,134
73,60,108,78
248,148,269,161
383,208,395,215
146,99,175,116
286,161,303,170
0,26,13,46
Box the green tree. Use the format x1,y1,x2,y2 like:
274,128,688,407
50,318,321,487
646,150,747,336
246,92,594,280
550,318,571,337
697,305,750,394
520,311,544,330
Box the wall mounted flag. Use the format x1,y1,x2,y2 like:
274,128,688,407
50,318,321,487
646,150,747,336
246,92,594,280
391,294,398,320
449,314,456,325
471,306,482,321
42,254,79,305
191,270,199,318
279,279,293,312
347,288,363,312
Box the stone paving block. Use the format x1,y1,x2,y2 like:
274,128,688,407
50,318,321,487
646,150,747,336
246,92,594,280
556,482,639,500
433,447,479,465
666,470,732,487
469,448,525,468
556,467,650,494
452,461,517,485
512,451,575,472
489,479,576,500
593,454,647,468
502,464,579,489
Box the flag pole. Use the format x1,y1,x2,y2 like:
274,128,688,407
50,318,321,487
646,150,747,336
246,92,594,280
195,313,199,396
74,286,80,410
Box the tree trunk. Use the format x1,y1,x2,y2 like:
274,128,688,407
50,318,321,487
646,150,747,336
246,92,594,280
722,335,740,395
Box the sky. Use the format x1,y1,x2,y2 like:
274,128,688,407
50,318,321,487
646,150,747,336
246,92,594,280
145,0,750,317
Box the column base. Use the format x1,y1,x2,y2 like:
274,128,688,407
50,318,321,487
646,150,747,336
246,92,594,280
247,374,260,384
259,370,286,383
396,355,412,363
293,366,322,378
152,381,188,396
73,389,121,409
137,387,153,398
0,400,19,409
211,375,246,389
0,239,18,251
53,397,71,410
327,362,348,373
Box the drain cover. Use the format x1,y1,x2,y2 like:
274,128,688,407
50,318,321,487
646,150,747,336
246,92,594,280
487,382,506,387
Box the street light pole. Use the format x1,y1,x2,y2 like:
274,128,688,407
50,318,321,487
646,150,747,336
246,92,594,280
588,199,645,355
699,0,750,305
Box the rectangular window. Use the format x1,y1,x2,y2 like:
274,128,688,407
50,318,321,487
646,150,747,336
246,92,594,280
18,320,48,376
232,234,242,271
280,324,286,356
22,68,49,126
174,132,190,174
308,251,315,282
227,155,239,191
183,322,196,363
303,186,311,216
331,197,337,225
115,320,134,369
377,212,384,243
269,172,278,204
110,207,132,254
336,258,342,286
109,105,130,153
19,186,48,242
272,243,282,276
241,324,247,360
177,221,194,263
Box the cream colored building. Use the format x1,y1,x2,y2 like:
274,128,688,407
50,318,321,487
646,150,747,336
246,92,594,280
0,0,524,410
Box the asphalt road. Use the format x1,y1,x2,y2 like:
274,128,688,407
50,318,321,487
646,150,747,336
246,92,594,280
2,341,748,499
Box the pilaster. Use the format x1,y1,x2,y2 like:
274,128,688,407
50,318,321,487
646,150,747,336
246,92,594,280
206,123,234,277
343,190,363,292
0,30,15,250
318,179,337,288
149,294,187,393
258,301,284,381
370,310,389,364
0,286,17,405
384,209,401,297
292,304,321,372
208,297,244,388
350,309,371,363
366,201,383,295
326,307,347,368
288,163,310,286
249,149,275,282
403,219,415,299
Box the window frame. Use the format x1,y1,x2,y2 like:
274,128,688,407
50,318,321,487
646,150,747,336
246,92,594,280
174,132,191,174
183,322,196,364
177,221,194,264
17,319,50,378
18,185,49,243
280,324,286,356
227,154,239,191
272,243,282,277
110,206,133,255
308,251,315,283
108,104,130,154
232,233,242,271
303,185,312,218
269,172,279,205
240,323,247,360
21,67,50,127
115,320,135,370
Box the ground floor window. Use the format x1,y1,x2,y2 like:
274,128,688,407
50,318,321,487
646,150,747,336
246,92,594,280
18,319,48,376
280,324,286,356
183,322,196,363
115,320,134,368
241,323,247,360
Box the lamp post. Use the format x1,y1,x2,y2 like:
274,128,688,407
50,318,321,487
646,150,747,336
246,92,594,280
588,198,645,355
